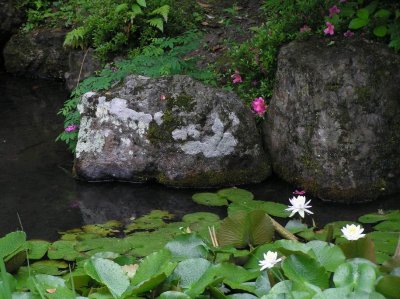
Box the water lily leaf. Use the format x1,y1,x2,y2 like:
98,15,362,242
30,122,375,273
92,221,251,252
340,237,376,263
213,263,259,284
281,254,329,289
254,271,271,297
158,291,191,299
11,292,40,299
258,202,290,218
27,240,50,260
285,220,308,234
48,240,79,261
84,257,129,298
373,220,400,232
30,274,76,298
376,275,400,299
183,212,220,224
131,249,176,286
307,240,346,272
333,259,378,292
217,210,274,248
172,258,211,289
30,260,69,275
0,231,26,259
126,231,171,257
192,193,228,206
138,210,174,221
358,211,400,224
312,287,351,298
347,291,386,299
274,240,313,257
227,294,258,299
76,238,130,255
165,234,208,261
127,272,168,295
217,188,254,203
125,218,166,232
368,231,399,255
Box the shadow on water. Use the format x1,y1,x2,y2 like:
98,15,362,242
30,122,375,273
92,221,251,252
0,73,399,241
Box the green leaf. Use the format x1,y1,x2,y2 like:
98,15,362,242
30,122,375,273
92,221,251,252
192,193,228,206
375,9,391,18
307,240,346,272
148,18,164,32
47,240,79,261
281,254,330,289
130,249,176,286
158,291,191,299
217,210,274,247
357,8,369,20
274,239,313,256
217,188,254,203
172,258,211,289
30,260,68,275
150,5,170,22
349,18,369,29
136,0,146,7
333,259,377,292
0,231,26,259
27,240,50,260
359,211,400,224
259,202,290,218
376,275,400,299
368,231,400,255
183,212,220,224
339,237,376,263
373,26,388,37
84,258,129,298
285,220,308,234
165,234,208,261
312,287,351,299
374,220,400,232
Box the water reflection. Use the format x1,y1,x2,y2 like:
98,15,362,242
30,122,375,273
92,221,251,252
0,73,399,241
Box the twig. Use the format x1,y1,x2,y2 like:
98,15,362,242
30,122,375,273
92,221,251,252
268,215,298,241
76,48,90,89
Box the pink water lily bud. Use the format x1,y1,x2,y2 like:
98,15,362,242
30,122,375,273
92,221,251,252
324,22,335,35
231,70,243,84
251,97,267,117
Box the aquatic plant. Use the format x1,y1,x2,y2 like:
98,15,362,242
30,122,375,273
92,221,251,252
0,189,399,298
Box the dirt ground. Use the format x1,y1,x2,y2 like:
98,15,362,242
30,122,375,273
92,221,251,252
191,0,265,69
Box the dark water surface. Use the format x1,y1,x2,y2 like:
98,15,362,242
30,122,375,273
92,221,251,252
1,73,399,241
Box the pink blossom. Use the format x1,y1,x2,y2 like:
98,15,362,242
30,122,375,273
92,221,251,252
344,30,354,37
329,5,341,18
65,124,79,133
251,97,267,117
300,25,311,33
324,22,335,35
293,190,306,195
160,94,167,101
231,70,243,84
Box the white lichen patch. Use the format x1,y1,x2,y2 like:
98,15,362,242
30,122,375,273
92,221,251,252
179,115,237,158
154,112,164,125
75,118,107,158
172,124,201,141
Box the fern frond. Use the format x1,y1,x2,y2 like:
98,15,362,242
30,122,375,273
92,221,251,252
136,0,146,8
147,17,164,32
63,27,86,49
150,5,170,22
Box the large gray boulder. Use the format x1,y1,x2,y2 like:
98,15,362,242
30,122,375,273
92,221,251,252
74,75,271,187
263,38,400,202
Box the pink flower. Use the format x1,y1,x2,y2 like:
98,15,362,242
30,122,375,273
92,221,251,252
329,5,341,18
293,190,306,195
344,30,354,37
65,124,79,133
231,70,243,84
300,25,311,33
251,97,267,117
160,94,167,101
324,22,335,35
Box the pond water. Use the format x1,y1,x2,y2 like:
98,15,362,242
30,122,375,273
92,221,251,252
1,72,399,241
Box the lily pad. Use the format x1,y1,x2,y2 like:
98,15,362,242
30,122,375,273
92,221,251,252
183,212,220,224
192,193,228,206
30,260,69,275
359,211,400,224
373,221,400,232
47,240,79,261
217,188,254,203
27,240,50,260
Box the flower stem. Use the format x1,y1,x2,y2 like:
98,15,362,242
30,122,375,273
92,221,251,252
268,215,298,241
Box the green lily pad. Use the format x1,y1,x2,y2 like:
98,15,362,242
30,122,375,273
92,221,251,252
368,231,400,255
359,211,400,224
376,275,400,299
48,240,79,261
285,220,308,234
217,188,254,203
165,234,208,261
192,193,228,206
27,240,50,260
30,260,69,275
374,220,400,232
183,212,220,224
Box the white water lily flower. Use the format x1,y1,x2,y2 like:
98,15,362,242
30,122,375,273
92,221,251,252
341,224,366,241
259,251,282,271
285,195,313,218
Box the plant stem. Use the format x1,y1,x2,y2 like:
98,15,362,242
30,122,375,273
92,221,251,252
268,215,298,241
